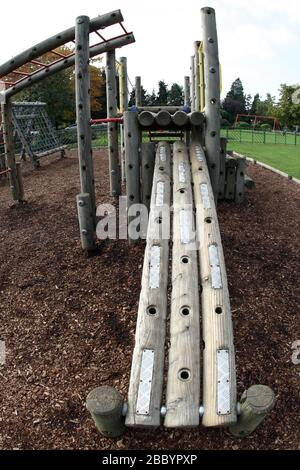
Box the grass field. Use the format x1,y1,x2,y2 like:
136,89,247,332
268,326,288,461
229,142,300,179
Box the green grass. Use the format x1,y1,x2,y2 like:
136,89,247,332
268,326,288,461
230,142,300,179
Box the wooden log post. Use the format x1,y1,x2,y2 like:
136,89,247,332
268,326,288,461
194,41,201,112
76,193,95,251
235,156,246,203
106,50,121,197
86,386,126,437
190,141,237,427
164,141,201,428
138,111,156,127
190,56,196,112
184,76,191,108
135,76,142,107
172,111,189,127
201,7,221,200
1,100,22,202
141,142,156,212
155,111,172,128
126,142,171,427
225,157,236,201
75,15,96,239
219,137,227,200
119,57,128,184
16,162,24,202
229,385,276,438
133,106,184,114
124,110,141,240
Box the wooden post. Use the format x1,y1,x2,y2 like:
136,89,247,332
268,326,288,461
190,56,195,112
172,111,189,127
76,193,96,251
189,112,205,127
106,49,121,197
229,385,276,438
141,142,156,211
86,386,125,437
164,141,201,428
119,57,128,184
190,141,237,427
235,156,246,203
126,143,171,427
1,100,22,202
184,76,191,108
155,111,172,127
124,110,140,239
194,41,201,112
135,76,142,107
225,157,236,200
16,162,24,201
201,7,221,200
219,137,227,200
138,111,156,127
75,16,96,232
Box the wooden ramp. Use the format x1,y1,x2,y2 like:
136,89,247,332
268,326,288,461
126,140,237,429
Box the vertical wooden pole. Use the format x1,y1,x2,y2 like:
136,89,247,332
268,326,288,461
135,76,142,107
119,57,128,184
201,7,221,201
141,142,156,212
124,110,140,241
229,385,276,438
194,41,201,112
235,156,246,203
16,162,24,201
184,76,191,108
106,50,121,197
190,56,195,112
219,137,227,200
76,193,95,251
1,100,22,202
86,386,125,437
75,15,96,231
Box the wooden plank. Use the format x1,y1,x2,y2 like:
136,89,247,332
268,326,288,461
235,156,246,203
190,141,237,427
201,7,221,200
141,142,156,212
225,157,236,201
126,142,171,428
164,141,201,428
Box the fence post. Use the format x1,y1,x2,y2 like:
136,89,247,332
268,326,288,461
295,132,297,146
106,49,121,197
240,129,242,143
75,15,96,251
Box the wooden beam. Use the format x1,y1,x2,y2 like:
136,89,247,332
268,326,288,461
155,111,172,127
201,7,221,200
126,142,171,427
184,76,191,108
190,141,237,427
164,141,201,428
225,157,236,201
219,137,227,199
172,111,189,127
135,76,142,107
106,49,121,197
141,142,156,212
190,56,195,112
235,155,246,203
194,42,201,112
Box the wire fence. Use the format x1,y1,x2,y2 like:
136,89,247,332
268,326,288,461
221,128,300,145
58,124,108,149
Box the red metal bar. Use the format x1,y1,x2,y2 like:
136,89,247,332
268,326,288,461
0,168,11,176
91,118,123,124
95,30,107,42
30,59,47,67
51,49,67,58
119,22,128,34
10,70,31,77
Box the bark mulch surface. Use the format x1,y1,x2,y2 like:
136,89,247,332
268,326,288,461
0,150,299,450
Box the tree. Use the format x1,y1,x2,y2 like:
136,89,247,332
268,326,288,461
157,80,168,105
168,83,184,106
250,93,260,115
277,84,300,128
226,78,246,108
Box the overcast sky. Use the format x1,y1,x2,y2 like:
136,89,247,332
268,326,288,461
1,0,299,100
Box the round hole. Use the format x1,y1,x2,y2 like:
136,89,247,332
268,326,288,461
240,172,244,177
211,163,216,169
211,131,216,137
181,307,191,317
198,167,203,171
129,195,135,201
145,164,150,169
208,37,214,44
156,217,162,224
128,132,132,138
179,189,185,194
128,164,133,169
209,67,216,74
205,217,212,224
215,307,223,315
206,9,211,14
181,256,190,264
159,167,164,171
178,369,190,381
210,98,216,104
147,306,157,316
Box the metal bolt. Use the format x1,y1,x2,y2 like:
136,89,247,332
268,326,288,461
209,67,216,74
122,402,128,417
78,200,85,207
81,229,87,235
199,405,205,417
208,37,214,43
160,406,167,417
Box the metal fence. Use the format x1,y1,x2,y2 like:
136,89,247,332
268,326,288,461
58,124,108,149
221,128,300,145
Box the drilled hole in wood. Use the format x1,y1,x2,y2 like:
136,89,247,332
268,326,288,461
128,132,132,138
205,217,212,224
240,172,244,176
206,9,211,14
181,256,190,264
198,167,203,171
145,164,150,169
211,163,216,169
129,195,135,201
211,131,216,137
179,189,185,194
178,369,191,381
128,164,133,169
155,217,162,224
210,98,216,104
147,306,157,316
159,166,165,171
181,307,191,317
215,307,223,315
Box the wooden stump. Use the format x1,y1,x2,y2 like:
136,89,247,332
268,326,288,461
229,385,276,438
86,386,126,437
76,193,96,252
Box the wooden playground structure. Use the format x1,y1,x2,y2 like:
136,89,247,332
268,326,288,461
0,7,276,439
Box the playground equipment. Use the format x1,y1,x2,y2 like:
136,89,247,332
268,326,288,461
235,114,281,131
0,6,275,438
80,7,275,436
0,9,135,202
0,102,65,169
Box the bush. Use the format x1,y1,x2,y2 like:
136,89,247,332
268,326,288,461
235,121,250,129
259,123,272,131
221,118,231,128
